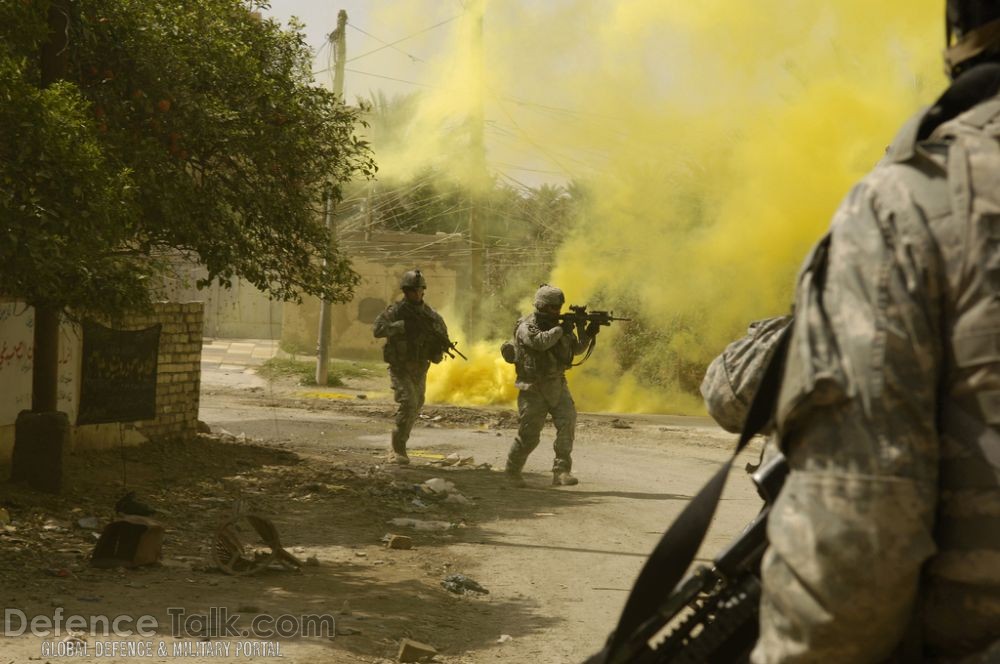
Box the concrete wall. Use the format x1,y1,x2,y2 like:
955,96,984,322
0,301,204,462
156,266,282,340
281,231,465,359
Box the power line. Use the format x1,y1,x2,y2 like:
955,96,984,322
338,68,440,89
345,16,460,64
348,23,424,63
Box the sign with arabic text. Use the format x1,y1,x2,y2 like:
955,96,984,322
77,321,161,425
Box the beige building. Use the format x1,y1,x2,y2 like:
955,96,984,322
282,230,467,360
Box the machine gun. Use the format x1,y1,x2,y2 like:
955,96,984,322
601,452,788,664
559,304,631,329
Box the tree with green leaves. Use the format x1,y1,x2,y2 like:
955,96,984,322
2,0,374,317
1,0,373,491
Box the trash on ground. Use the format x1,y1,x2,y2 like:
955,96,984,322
76,517,101,530
90,516,164,568
497,634,513,643
420,478,455,495
444,493,473,505
212,511,302,576
388,518,454,531
610,418,632,429
115,491,156,516
398,637,437,663
383,534,413,550
441,574,489,595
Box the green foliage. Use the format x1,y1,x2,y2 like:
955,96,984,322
1,0,375,316
0,51,153,315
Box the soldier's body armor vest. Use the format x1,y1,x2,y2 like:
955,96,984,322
513,313,574,385
381,301,443,368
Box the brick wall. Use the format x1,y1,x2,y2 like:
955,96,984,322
127,302,204,442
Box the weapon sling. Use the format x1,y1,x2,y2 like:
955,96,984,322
589,323,792,664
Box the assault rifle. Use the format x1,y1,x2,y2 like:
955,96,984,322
600,452,788,664
559,304,631,328
400,305,467,361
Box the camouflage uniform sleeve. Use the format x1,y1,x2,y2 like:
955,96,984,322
516,317,563,351
372,305,403,339
751,177,943,662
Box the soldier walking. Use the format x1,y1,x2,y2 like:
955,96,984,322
373,269,452,465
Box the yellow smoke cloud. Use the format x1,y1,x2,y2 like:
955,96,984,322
372,0,943,413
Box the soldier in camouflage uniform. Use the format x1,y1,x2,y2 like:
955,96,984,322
373,269,452,465
753,3,1000,660
700,315,792,435
504,284,601,487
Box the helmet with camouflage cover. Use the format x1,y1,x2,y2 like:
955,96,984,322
400,269,427,291
533,284,565,311
946,0,1000,76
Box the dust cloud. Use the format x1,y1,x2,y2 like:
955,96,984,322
374,1,943,413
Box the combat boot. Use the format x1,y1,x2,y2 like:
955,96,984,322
552,471,579,486
505,470,527,488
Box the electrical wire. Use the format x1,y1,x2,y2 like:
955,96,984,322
348,23,425,63
344,16,460,64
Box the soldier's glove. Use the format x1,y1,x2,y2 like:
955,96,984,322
585,321,601,337
560,319,576,335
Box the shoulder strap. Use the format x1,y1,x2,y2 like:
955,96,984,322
596,323,792,664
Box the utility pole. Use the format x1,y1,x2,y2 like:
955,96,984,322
13,0,71,493
315,9,347,387
466,0,487,339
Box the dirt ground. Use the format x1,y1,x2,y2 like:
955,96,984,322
0,362,764,663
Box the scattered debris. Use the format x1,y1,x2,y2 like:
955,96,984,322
497,634,513,643
398,638,437,663
610,418,632,429
355,394,367,400
90,516,164,568
388,518,454,531
384,534,413,550
354,551,367,558
443,493,473,506
76,517,101,530
420,478,455,495
212,511,302,576
431,453,476,467
115,491,155,517
441,574,489,595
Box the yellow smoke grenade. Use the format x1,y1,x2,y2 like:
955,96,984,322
395,1,942,413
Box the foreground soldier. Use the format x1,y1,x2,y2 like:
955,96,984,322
504,284,600,487
754,2,1000,660
373,269,451,465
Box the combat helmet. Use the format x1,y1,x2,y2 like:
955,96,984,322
400,269,427,291
946,0,1000,76
534,284,565,310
